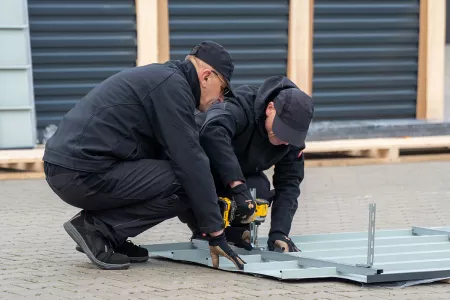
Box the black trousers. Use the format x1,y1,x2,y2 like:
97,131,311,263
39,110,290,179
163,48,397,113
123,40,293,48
44,160,189,247
178,172,275,234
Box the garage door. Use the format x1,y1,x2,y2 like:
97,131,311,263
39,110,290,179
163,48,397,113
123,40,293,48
168,0,289,88
312,0,420,121
28,0,137,142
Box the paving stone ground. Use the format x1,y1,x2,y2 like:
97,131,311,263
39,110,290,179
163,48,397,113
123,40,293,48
2,161,450,299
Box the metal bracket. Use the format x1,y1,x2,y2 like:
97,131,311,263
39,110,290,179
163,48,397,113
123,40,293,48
356,203,376,268
412,226,450,239
249,188,258,248
256,250,383,276
249,222,258,248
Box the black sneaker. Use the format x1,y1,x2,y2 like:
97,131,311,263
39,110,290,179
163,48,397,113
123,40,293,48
75,240,149,263
64,211,130,270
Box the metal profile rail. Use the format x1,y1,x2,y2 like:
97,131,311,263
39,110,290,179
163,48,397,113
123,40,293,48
143,226,450,283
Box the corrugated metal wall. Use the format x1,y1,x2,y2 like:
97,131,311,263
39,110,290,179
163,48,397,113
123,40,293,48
168,0,289,88
28,0,137,142
447,0,450,44
312,0,420,121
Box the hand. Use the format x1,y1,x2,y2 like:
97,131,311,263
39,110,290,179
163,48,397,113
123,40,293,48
224,226,253,251
268,232,301,252
230,183,256,224
208,232,246,270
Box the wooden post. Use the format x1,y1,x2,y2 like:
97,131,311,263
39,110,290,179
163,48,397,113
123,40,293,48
135,0,170,66
157,0,170,63
287,0,314,96
416,0,446,121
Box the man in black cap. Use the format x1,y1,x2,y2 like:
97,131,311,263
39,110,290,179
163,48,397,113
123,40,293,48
43,40,248,270
180,75,314,252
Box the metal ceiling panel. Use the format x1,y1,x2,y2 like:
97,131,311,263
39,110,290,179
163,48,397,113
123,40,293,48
144,226,450,283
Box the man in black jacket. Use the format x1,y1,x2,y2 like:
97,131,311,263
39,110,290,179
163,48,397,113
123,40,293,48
43,41,248,270
182,75,314,252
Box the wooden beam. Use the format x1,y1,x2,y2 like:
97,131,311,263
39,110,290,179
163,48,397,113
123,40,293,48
304,135,450,154
287,0,314,96
304,153,450,168
135,0,170,66
158,0,170,63
416,0,446,121
135,0,157,65
416,0,428,119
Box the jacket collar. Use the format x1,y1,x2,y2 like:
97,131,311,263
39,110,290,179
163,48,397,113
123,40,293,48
173,60,201,107
257,114,268,136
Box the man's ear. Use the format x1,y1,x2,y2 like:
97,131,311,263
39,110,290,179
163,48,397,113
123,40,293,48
266,101,275,116
199,69,211,88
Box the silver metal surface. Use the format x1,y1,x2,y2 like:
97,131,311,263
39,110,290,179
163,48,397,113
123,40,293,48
143,226,450,283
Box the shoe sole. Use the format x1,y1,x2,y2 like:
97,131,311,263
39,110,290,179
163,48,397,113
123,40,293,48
64,221,130,270
75,246,149,263
128,256,149,263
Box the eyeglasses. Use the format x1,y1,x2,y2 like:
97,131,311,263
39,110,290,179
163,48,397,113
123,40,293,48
211,70,230,96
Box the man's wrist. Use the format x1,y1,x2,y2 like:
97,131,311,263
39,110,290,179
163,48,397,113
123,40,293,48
229,181,244,188
209,229,224,237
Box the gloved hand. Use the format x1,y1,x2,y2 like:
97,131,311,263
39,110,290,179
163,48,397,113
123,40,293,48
224,226,253,251
230,183,256,224
268,232,301,252
209,232,246,270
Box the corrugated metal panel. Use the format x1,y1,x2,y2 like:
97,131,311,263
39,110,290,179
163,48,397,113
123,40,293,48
312,0,420,121
168,0,289,87
27,0,137,142
447,0,450,44
144,226,450,283
0,0,36,149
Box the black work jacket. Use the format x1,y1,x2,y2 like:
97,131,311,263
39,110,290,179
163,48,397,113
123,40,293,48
43,60,224,233
198,76,305,207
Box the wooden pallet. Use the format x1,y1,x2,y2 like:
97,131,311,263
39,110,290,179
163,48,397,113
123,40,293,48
0,148,45,180
303,135,450,167
0,135,449,179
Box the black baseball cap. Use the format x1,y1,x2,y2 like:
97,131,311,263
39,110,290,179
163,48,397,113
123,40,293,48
189,40,235,97
272,88,314,148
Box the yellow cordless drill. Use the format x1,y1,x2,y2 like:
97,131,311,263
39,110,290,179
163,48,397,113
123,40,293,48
218,188,269,248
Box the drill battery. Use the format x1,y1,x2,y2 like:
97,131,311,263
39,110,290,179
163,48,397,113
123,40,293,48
218,197,237,227
253,198,269,224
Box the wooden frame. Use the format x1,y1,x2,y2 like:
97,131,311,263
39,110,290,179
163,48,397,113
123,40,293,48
287,0,314,96
416,0,446,121
135,0,170,66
